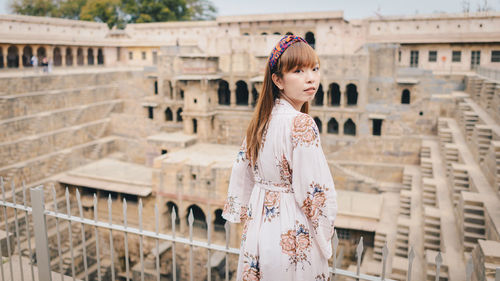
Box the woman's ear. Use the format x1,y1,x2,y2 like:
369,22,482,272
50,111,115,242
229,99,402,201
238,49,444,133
271,73,284,91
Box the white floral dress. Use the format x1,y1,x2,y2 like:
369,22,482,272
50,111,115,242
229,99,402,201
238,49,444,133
222,98,338,281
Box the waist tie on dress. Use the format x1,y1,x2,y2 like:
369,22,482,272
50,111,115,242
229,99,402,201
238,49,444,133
254,180,293,193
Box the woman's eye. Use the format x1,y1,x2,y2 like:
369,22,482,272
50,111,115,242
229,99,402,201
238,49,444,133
294,69,302,73
313,67,319,71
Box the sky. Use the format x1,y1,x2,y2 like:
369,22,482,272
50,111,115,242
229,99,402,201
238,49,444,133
0,0,499,19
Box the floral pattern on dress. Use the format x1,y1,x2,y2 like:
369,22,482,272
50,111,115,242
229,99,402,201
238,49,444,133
280,220,312,270
222,196,249,224
241,205,253,245
315,273,330,281
301,182,329,233
291,113,320,148
263,190,280,222
277,153,293,186
242,252,261,281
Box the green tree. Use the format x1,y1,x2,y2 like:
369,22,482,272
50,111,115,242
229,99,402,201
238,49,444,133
80,0,122,29
10,0,218,28
9,0,56,17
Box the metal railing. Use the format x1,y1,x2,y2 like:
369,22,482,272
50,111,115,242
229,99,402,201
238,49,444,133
0,180,498,281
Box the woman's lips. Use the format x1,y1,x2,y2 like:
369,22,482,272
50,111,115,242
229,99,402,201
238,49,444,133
304,88,316,93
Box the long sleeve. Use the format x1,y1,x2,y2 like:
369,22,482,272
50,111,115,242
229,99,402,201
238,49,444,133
291,113,337,259
222,137,255,223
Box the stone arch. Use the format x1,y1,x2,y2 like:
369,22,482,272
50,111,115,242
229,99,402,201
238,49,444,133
7,45,19,68
217,80,230,105
165,107,173,121
22,46,33,67
273,32,281,35
401,89,410,104
77,47,84,65
177,108,183,122
346,83,358,106
87,48,94,65
36,47,46,64
214,209,225,231
0,47,4,68
236,80,249,105
313,84,324,106
261,32,268,35
344,118,356,136
313,117,322,133
53,47,62,66
186,204,206,229
329,83,341,106
97,48,104,65
305,31,315,49
166,201,180,226
327,118,339,134
192,118,197,134
65,47,73,66
286,32,293,35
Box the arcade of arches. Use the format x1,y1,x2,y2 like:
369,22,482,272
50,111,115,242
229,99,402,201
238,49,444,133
165,201,226,235
217,80,359,108
0,45,105,68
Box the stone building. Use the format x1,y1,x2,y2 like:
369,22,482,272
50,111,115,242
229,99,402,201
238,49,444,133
0,9,499,280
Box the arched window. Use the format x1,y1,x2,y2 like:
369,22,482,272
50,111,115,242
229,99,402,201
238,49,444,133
217,80,230,105
401,89,410,104
186,204,206,229
7,46,19,68
344,118,356,136
313,84,324,106
329,83,341,106
327,118,339,134
177,108,183,122
346,83,358,106
286,32,293,35
165,107,173,121
273,32,281,35
166,201,180,226
65,48,73,66
252,85,259,107
77,48,84,65
261,32,268,35
313,117,322,133
22,46,33,67
305,31,315,49
37,47,46,65
87,49,94,65
214,209,225,231
192,118,197,134
236,80,249,105
53,47,62,66
97,48,104,65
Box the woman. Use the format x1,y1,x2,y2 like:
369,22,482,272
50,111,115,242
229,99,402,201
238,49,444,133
222,35,338,281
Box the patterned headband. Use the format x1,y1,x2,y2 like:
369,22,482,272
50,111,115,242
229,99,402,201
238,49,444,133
268,35,308,71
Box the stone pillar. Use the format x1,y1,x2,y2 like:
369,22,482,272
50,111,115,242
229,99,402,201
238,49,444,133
83,47,88,66
247,81,252,108
339,118,344,135
230,83,236,107
1,46,6,68
322,117,327,135
18,45,24,69
323,80,328,108
61,47,66,67
93,48,98,65
46,46,53,64
172,80,177,100
340,83,345,108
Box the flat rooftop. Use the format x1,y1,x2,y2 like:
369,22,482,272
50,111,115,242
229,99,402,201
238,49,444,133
58,158,152,197
162,143,239,168
335,190,383,232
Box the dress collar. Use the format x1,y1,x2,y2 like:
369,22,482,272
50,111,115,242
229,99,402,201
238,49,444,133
274,98,299,113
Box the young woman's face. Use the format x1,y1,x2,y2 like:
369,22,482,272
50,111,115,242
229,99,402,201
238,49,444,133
272,63,320,110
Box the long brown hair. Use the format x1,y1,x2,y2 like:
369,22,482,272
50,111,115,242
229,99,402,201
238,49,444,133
246,41,320,166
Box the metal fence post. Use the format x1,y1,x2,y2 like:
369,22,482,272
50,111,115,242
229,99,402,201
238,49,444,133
30,185,52,281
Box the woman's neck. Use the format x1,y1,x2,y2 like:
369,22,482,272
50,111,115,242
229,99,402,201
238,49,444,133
280,95,304,111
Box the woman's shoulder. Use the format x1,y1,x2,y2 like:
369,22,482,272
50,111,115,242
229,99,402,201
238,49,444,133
291,112,320,147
